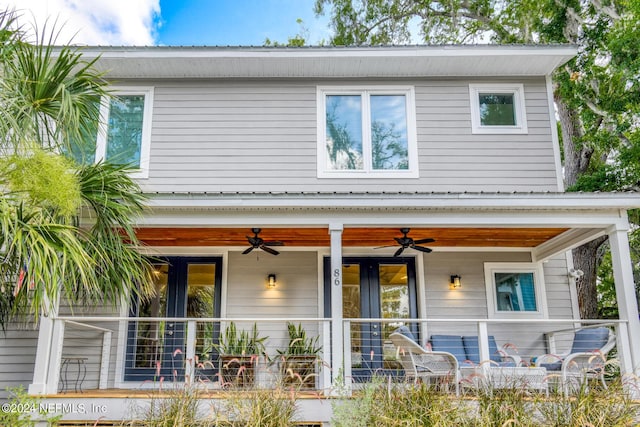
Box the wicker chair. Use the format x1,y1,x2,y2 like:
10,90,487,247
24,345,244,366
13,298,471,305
390,328,459,395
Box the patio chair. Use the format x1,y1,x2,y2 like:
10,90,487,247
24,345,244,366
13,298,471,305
430,334,522,367
390,327,460,395
430,334,525,391
536,327,616,393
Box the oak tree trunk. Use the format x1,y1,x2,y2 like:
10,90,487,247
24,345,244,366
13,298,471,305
572,236,607,319
555,85,605,319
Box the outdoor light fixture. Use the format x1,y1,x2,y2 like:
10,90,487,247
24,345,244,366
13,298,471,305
450,275,461,289
267,274,277,289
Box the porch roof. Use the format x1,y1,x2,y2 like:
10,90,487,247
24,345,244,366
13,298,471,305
144,190,640,211
134,191,639,255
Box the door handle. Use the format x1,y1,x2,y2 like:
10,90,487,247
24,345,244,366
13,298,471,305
372,331,379,336
167,330,173,336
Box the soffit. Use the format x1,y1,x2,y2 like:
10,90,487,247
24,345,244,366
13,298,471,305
135,226,569,248
79,45,577,78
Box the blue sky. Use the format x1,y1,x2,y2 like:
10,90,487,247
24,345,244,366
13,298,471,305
2,0,331,46
157,0,330,46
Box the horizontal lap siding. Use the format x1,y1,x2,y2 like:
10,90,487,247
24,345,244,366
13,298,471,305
225,251,320,355
423,252,573,356
134,77,559,193
0,320,38,398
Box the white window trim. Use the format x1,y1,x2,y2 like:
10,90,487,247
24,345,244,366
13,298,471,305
469,83,528,134
317,86,419,178
95,86,154,179
484,262,548,319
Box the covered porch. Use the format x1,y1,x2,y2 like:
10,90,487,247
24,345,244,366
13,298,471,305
26,192,640,421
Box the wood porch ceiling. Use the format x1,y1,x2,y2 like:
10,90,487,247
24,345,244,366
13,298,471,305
135,227,569,247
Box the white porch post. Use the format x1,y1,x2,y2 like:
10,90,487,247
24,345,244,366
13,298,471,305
28,315,55,395
608,226,640,376
28,296,59,395
329,223,344,389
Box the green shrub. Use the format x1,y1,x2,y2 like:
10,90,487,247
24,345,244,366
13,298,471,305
0,386,61,427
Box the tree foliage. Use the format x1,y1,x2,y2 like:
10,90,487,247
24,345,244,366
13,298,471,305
0,10,154,327
315,0,640,317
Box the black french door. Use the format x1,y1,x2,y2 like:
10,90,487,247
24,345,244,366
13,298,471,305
124,257,222,381
324,257,418,379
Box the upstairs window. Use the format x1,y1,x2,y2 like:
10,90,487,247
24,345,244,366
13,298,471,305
69,87,154,178
317,87,418,178
484,263,548,318
469,84,527,134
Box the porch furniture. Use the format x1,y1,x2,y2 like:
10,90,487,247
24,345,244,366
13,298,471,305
59,357,88,393
430,334,522,367
390,327,460,395
536,327,615,393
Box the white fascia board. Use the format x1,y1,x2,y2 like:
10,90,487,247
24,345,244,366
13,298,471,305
136,208,631,229
79,45,577,78
81,45,576,59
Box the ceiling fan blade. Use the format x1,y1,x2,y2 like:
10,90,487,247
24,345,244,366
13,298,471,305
413,238,435,245
393,247,405,257
260,245,280,256
263,241,284,246
412,245,433,253
374,245,396,249
242,247,254,255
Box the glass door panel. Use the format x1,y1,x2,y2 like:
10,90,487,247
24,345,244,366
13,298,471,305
186,263,218,368
379,264,409,369
342,264,362,368
325,257,417,379
134,264,168,368
125,257,221,382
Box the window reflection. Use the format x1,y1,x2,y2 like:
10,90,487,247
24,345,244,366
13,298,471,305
495,272,537,311
379,264,409,369
135,264,168,368
187,264,216,362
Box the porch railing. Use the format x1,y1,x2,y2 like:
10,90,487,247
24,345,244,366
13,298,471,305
341,318,632,388
39,316,631,395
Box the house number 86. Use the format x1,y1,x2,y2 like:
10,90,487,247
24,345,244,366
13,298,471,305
333,268,341,286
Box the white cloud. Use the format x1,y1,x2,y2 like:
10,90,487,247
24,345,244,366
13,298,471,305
1,0,160,45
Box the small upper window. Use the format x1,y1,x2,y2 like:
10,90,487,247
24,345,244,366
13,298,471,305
317,87,418,178
68,87,154,178
484,263,547,318
469,84,527,134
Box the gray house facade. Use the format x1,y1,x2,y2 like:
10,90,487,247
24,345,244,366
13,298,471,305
1,45,639,425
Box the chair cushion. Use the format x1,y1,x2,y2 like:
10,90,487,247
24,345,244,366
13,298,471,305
462,336,502,363
570,328,609,353
539,362,562,371
393,326,416,342
430,335,466,363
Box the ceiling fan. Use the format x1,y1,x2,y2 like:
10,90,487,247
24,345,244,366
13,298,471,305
377,228,435,257
242,228,284,256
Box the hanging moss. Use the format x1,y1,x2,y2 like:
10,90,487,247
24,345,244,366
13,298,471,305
0,148,81,217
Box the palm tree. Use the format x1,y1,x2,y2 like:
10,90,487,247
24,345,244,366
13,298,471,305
0,10,153,327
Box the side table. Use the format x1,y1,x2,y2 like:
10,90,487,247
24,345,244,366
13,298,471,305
59,357,88,393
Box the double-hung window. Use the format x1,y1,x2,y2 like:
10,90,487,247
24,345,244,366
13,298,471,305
70,87,154,178
469,84,527,134
317,87,418,178
484,263,548,318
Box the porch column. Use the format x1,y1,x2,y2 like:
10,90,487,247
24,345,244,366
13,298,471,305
608,226,640,376
28,296,58,395
329,223,344,388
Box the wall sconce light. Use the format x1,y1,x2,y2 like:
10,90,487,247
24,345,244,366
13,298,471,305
267,274,277,289
450,275,461,289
